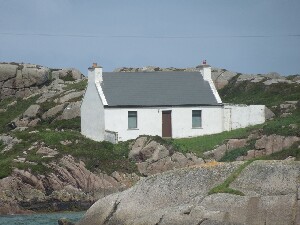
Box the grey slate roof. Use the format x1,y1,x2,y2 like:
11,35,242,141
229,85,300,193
101,72,219,107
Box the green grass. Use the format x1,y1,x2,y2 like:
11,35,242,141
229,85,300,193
262,109,300,136
39,118,81,131
208,160,253,195
219,147,249,162
0,95,39,133
0,140,4,152
172,126,257,157
63,79,87,91
0,97,15,108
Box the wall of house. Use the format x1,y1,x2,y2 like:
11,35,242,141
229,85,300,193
223,104,265,130
104,106,224,142
81,82,105,141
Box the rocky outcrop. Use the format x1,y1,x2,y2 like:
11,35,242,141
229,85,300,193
0,63,50,99
237,135,300,161
78,160,300,225
0,62,84,100
129,137,204,176
0,155,139,214
52,68,83,80
203,139,247,161
55,101,81,120
113,65,300,90
0,135,21,153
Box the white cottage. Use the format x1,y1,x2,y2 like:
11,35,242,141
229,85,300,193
81,63,265,143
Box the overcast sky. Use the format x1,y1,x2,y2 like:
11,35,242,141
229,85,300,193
0,0,300,75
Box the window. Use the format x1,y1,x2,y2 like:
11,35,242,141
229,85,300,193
128,111,137,129
192,110,202,128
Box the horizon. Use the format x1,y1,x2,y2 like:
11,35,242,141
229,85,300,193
1,0,300,76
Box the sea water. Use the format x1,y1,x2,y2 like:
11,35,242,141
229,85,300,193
0,211,85,225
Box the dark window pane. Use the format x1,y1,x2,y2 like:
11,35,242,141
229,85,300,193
128,111,137,129
192,110,202,128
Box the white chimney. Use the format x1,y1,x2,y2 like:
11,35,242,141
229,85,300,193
198,60,211,81
88,63,103,83
197,60,222,104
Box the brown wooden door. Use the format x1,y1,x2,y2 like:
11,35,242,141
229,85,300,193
162,111,172,138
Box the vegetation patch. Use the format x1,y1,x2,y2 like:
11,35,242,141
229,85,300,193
172,126,257,157
12,129,137,176
219,147,249,162
219,80,300,108
63,79,87,91
60,71,76,82
262,108,300,136
0,140,4,152
0,95,39,133
208,160,254,196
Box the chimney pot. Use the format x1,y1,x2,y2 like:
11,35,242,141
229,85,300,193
93,63,97,68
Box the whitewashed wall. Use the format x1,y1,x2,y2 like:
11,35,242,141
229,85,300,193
224,104,265,130
81,83,105,141
104,106,224,141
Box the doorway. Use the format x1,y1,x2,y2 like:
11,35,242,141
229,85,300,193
162,111,172,138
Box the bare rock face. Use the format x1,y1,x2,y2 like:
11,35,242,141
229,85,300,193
52,68,83,80
23,104,41,118
56,101,81,120
54,91,84,103
78,160,300,225
0,135,21,153
265,107,275,120
0,62,84,100
42,104,66,120
0,154,139,214
211,68,237,89
129,137,204,176
255,135,300,155
0,63,51,99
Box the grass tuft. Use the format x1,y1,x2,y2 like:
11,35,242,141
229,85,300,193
208,160,254,196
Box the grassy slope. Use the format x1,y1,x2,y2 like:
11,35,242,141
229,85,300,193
0,80,137,179
0,75,299,179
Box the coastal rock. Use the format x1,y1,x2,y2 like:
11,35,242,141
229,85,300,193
58,218,75,225
78,160,300,225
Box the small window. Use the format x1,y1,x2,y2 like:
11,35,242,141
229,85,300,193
128,111,137,129
192,110,202,128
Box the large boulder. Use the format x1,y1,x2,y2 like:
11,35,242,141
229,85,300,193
0,64,18,82
78,160,300,225
255,135,300,155
78,162,242,225
0,63,51,99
